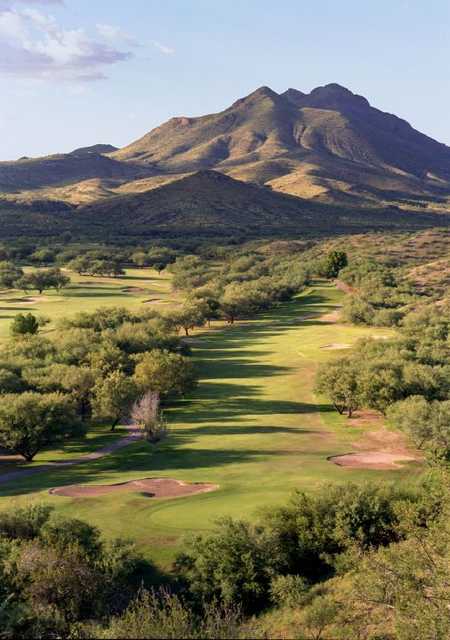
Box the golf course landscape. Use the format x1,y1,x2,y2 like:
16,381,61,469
0,274,421,570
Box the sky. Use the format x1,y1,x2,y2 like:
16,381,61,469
1,0,449,160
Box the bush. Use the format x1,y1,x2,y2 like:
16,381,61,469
10,312,40,337
175,518,279,614
270,574,309,608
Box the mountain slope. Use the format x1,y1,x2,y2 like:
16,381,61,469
112,83,450,208
0,149,146,191
2,83,450,213
0,170,448,241
74,170,449,238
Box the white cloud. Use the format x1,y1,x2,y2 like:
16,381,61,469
0,4,133,82
151,40,175,55
96,22,140,47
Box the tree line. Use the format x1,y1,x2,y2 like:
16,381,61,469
0,306,196,461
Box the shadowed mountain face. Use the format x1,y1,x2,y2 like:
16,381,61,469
1,83,450,215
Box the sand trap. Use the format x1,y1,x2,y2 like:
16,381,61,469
329,451,417,470
9,296,50,305
49,477,218,499
122,286,146,293
320,343,351,350
143,298,168,305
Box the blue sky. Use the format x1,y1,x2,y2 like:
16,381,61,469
1,0,449,159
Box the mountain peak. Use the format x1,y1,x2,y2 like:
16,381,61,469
282,88,306,106
231,85,279,109
70,144,118,156
305,83,370,109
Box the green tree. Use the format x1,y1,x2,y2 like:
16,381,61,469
168,301,207,336
30,248,56,265
220,282,261,324
387,395,433,449
17,268,70,294
323,251,348,279
92,371,138,431
0,392,80,461
133,349,196,397
315,358,361,417
0,261,23,289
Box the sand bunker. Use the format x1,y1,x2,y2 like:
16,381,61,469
49,477,218,499
10,296,49,305
329,451,417,470
122,286,146,293
143,298,168,305
320,343,351,350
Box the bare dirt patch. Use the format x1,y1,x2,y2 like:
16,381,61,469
49,477,218,499
320,343,351,350
330,418,422,470
335,280,355,294
330,451,417,470
319,309,342,323
347,409,384,428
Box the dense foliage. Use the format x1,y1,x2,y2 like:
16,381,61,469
0,306,196,459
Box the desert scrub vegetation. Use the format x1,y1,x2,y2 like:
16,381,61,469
2,475,446,638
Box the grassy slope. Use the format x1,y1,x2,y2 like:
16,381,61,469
0,282,421,570
0,267,178,341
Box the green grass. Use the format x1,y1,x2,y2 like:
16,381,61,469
0,267,178,341
0,282,422,570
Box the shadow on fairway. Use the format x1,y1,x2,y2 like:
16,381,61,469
0,287,338,498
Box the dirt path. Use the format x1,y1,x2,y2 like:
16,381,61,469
0,426,141,486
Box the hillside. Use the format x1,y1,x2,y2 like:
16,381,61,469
0,170,446,242
0,149,146,191
112,83,450,209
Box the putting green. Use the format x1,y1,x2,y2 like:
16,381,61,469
0,282,421,570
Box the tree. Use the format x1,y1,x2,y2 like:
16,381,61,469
323,251,348,279
315,358,361,417
92,371,138,431
47,268,70,291
0,392,80,461
220,282,258,324
10,313,40,337
389,397,450,459
387,395,433,449
30,248,56,265
168,302,207,336
133,349,196,398
16,268,70,294
358,361,405,414
0,261,23,289
131,251,149,267
23,364,96,422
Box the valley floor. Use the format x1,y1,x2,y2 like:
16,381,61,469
0,282,422,569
